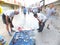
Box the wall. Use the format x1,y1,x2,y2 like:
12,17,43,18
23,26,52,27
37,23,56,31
55,4,60,16
42,1,60,17
0,2,19,15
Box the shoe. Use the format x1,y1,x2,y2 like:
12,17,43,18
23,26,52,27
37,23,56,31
47,26,50,29
37,28,40,30
38,31,42,32
8,32,12,36
38,30,42,32
11,30,15,32
11,24,14,28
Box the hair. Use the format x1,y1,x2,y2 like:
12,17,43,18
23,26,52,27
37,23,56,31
34,13,38,17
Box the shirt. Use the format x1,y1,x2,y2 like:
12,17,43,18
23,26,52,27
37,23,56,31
37,13,47,22
23,8,27,14
4,10,15,17
33,8,38,14
46,7,56,18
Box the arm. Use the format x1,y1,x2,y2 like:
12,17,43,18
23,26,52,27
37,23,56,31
6,16,8,25
51,8,56,15
37,18,43,25
11,17,14,21
37,18,43,24
10,17,14,27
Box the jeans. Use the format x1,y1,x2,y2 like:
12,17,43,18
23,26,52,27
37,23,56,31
38,21,46,32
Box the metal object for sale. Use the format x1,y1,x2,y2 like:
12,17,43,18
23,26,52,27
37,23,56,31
9,30,36,45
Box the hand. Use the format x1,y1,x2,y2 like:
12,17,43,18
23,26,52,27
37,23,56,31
6,22,8,25
41,23,43,25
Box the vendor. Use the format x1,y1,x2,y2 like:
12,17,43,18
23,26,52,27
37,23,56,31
2,9,19,36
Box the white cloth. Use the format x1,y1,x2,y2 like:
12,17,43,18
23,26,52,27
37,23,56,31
37,13,47,22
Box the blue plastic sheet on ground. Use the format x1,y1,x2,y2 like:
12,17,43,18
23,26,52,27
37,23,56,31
9,30,36,45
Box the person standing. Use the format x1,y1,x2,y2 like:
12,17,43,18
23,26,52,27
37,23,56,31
34,13,47,32
45,3,56,29
23,6,27,17
2,10,19,36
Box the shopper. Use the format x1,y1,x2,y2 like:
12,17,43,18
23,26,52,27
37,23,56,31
23,6,27,17
45,3,56,29
34,13,47,32
2,10,19,36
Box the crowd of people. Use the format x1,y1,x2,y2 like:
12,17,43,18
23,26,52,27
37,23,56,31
0,3,57,45
1,3,56,36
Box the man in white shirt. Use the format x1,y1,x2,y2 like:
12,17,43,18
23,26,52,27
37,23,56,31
2,10,19,36
34,12,47,32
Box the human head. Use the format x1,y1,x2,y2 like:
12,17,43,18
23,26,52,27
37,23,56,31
14,10,19,15
34,14,38,18
49,3,54,8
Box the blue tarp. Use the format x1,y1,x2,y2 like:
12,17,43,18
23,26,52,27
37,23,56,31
9,30,35,45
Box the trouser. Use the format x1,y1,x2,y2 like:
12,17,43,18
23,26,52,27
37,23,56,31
2,14,14,27
38,21,46,32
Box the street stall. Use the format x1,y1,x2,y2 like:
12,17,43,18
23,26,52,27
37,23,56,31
9,12,39,45
9,30,36,45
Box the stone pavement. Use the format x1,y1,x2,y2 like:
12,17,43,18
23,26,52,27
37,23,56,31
0,12,60,45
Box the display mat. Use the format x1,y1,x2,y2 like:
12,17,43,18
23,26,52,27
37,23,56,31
9,30,36,45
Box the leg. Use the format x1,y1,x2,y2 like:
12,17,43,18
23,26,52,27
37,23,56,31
47,24,50,29
2,14,6,24
2,14,12,36
38,22,45,32
23,14,26,26
6,24,9,32
24,14,26,18
37,22,41,30
6,24,12,36
9,23,12,31
11,22,14,28
9,23,15,32
8,17,15,32
38,22,41,32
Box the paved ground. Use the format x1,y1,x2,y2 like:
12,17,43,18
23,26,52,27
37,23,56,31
0,12,60,45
